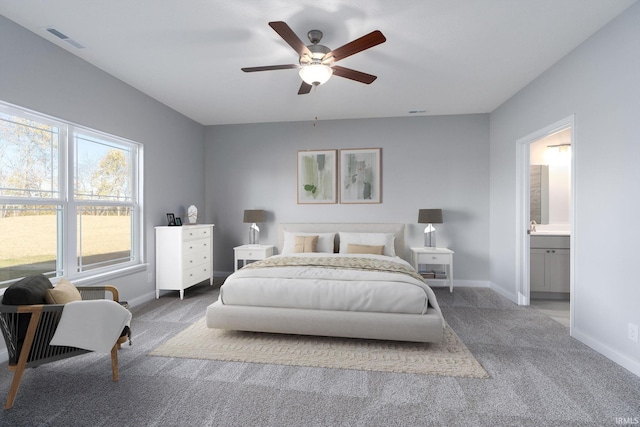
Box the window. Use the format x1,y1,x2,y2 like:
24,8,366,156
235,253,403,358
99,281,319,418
0,101,143,286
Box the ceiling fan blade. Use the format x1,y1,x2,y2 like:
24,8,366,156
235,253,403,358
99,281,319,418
242,64,299,72
325,30,386,62
298,82,313,95
332,66,377,84
269,21,312,58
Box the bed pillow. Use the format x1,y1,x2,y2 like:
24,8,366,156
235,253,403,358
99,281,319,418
347,244,384,255
45,278,82,304
338,232,396,257
294,235,318,253
282,232,336,254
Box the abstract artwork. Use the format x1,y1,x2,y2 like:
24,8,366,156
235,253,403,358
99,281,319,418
297,150,337,204
339,148,381,204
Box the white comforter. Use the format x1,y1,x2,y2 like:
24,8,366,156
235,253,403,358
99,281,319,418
219,253,434,315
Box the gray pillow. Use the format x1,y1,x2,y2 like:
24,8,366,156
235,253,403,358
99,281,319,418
2,274,53,305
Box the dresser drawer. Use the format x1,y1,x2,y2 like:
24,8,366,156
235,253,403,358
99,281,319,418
183,264,210,285
183,238,210,254
416,253,450,264
183,250,210,268
183,226,212,241
235,247,268,259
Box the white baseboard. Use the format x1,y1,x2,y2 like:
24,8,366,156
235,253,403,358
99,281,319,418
489,281,518,304
453,280,490,288
572,328,640,378
127,291,156,308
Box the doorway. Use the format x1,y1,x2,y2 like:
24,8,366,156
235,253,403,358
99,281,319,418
515,115,575,333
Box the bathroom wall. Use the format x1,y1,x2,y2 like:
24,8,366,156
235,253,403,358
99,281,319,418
530,130,571,226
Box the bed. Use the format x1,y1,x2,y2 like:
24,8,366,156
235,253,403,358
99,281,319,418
206,223,444,343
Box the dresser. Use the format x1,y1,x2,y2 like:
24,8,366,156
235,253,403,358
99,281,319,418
155,224,214,299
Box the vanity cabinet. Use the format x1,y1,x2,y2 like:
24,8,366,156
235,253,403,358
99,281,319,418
530,235,569,294
155,224,214,299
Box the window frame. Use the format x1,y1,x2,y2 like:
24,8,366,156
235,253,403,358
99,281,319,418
0,100,145,287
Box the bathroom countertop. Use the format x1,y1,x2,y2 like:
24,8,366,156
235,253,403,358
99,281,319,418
530,230,570,236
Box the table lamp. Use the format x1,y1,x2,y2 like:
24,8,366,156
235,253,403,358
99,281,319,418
243,209,265,245
418,209,443,247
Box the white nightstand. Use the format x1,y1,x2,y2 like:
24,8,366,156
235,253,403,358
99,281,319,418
233,244,274,271
410,247,454,292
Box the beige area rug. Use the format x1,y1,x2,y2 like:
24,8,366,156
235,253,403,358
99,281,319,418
149,318,490,379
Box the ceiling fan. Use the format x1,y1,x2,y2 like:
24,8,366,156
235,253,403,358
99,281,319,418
241,21,386,95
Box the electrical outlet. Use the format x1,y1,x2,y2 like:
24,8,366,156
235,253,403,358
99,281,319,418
147,273,153,283
629,323,639,343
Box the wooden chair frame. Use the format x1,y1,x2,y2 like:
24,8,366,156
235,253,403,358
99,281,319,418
0,285,128,409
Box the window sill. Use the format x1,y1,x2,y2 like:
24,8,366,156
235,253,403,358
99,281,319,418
68,263,150,286
0,263,149,296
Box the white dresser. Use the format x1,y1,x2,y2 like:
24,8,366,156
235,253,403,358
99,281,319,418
155,224,214,299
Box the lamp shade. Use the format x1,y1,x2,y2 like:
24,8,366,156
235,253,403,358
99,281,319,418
299,64,333,86
418,209,443,224
243,210,265,223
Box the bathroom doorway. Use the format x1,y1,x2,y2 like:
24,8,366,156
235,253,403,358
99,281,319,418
515,115,575,332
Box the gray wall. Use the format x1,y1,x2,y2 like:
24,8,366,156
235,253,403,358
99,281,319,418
489,3,640,375
0,16,206,304
204,115,490,281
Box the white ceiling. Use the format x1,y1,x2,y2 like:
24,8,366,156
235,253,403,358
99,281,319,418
1,0,636,126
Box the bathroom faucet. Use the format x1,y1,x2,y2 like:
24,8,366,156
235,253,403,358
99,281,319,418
530,220,537,232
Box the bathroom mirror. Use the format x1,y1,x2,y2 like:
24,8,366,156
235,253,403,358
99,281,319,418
530,165,549,224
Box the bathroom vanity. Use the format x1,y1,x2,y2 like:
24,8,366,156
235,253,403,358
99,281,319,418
530,234,570,297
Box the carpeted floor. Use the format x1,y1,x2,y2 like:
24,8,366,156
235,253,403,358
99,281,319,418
149,318,489,378
1,283,639,426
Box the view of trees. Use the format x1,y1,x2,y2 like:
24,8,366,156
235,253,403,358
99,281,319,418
0,115,59,201
0,114,131,218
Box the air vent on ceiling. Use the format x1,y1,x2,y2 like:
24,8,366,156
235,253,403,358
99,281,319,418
46,27,86,49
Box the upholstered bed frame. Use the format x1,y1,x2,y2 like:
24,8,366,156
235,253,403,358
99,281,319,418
206,223,444,342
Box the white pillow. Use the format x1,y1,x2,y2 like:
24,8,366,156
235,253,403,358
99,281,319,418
338,232,396,257
282,232,336,254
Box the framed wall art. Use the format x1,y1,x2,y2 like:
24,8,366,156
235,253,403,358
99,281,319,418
339,148,381,204
297,150,337,204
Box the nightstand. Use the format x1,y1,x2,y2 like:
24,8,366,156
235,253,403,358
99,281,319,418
233,244,274,271
410,247,454,292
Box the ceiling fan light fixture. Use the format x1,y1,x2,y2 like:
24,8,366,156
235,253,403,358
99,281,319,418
299,64,333,86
